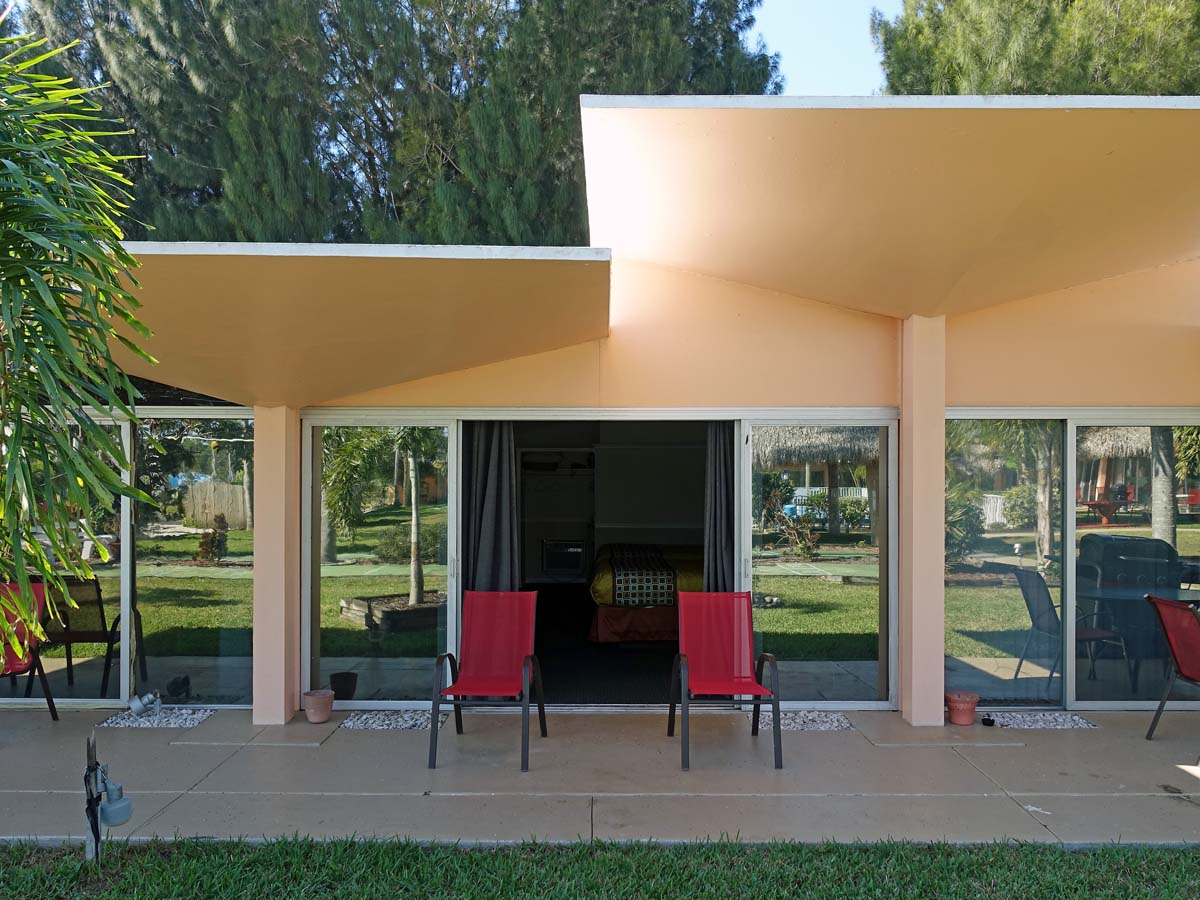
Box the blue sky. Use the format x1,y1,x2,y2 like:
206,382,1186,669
752,0,903,95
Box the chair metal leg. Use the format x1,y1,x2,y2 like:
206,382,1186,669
771,692,783,770
428,654,449,769
667,654,679,737
680,659,690,771
427,693,441,769
65,642,74,687
521,659,532,772
1043,640,1061,690
34,656,58,721
447,655,463,735
1085,640,1097,681
1013,629,1034,679
532,656,547,738
752,657,765,736
1146,665,1176,740
24,667,34,698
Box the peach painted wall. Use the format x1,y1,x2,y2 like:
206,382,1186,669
252,405,301,724
947,259,1200,407
899,316,946,726
320,261,901,408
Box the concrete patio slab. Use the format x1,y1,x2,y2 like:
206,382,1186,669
1019,794,1200,844
3,709,1199,844
592,795,1054,843
848,711,1025,747
249,713,346,747
0,790,180,842
170,709,265,746
133,793,592,843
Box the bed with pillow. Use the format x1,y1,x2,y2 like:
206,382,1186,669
587,544,703,642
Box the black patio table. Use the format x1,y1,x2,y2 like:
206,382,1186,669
1075,585,1197,690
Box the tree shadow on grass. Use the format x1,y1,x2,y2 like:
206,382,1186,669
136,585,248,609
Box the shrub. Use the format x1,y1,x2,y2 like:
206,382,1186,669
1001,481,1062,530
194,513,229,562
771,511,820,561
841,496,870,529
375,521,446,565
945,486,985,566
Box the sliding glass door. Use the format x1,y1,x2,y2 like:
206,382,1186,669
747,423,894,705
303,420,455,705
1074,422,1200,705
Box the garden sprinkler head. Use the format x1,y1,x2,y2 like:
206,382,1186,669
128,690,161,719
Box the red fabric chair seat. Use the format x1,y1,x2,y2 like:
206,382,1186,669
1077,626,1119,642
442,674,522,698
687,676,772,697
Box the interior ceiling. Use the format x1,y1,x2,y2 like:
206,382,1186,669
581,98,1200,318
115,245,610,407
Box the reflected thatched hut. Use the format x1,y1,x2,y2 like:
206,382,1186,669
752,425,885,540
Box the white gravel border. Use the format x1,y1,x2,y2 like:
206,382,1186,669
985,712,1097,729
339,711,449,731
98,708,215,728
746,711,854,732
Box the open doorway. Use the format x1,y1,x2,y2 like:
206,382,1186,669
464,420,718,705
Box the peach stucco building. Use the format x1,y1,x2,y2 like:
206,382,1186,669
18,95,1200,728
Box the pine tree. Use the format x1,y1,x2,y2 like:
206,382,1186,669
432,0,782,245
25,0,781,243
29,0,339,240
873,0,1200,95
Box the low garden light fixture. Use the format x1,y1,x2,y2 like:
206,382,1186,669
128,690,162,719
83,733,132,862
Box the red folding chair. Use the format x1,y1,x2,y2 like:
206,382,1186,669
428,590,546,771
1145,594,1200,740
668,591,782,770
2,582,57,720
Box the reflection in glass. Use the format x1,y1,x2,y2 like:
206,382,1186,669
311,426,448,701
131,418,254,704
1075,425,1200,702
944,420,1064,705
17,425,125,701
750,426,888,701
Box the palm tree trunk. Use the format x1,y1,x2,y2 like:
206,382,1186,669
1151,426,1178,547
408,450,424,607
242,459,253,530
320,489,338,565
866,458,879,547
827,462,841,536
392,446,402,507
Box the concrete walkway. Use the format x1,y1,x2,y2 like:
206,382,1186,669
2,709,1199,844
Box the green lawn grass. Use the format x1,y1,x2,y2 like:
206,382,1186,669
5,841,1200,899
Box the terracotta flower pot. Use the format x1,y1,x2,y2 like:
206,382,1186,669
303,689,335,724
945,691,980,726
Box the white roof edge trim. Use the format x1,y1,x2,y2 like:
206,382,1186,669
122,241,612,262
579,93,1200,111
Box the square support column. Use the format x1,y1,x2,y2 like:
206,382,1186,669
900,315,946,725
252,405,301,724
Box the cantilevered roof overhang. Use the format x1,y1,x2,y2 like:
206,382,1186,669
581,95,1200,317
117,243,611,406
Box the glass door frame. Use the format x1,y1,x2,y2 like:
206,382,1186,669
739,415,900,711
949,407,1200,711
300,410,460,711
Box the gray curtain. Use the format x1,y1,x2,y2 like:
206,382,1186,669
703,421,737,592
462,421,520,592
